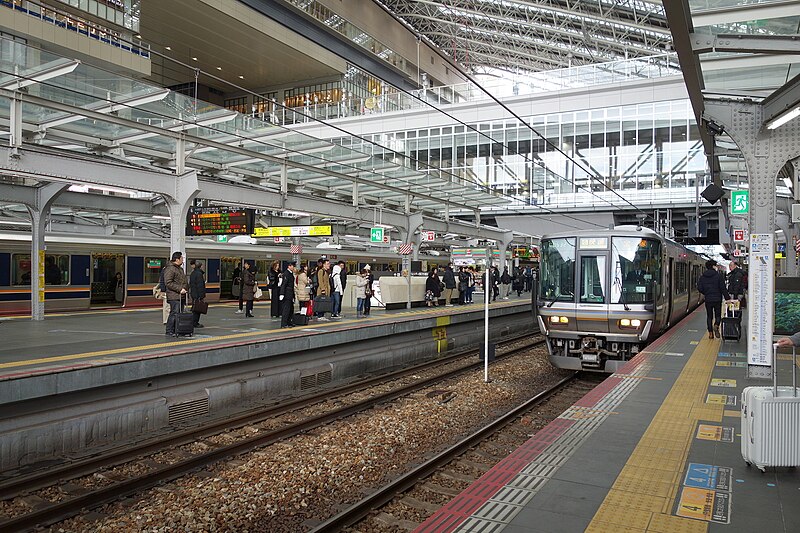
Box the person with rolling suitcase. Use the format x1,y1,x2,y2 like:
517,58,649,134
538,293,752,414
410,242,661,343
163,251,189,337
720,299,741,342
741,342,800,471
696,259,730,339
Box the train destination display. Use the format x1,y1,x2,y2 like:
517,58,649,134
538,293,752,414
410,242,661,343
186,207,255,236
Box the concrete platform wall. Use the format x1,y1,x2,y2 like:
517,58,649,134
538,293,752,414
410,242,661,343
0,306,534,471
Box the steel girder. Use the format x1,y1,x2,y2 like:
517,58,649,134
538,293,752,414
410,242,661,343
380,0,671,74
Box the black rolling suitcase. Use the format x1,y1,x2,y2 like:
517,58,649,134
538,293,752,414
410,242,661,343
293,313,310,326
721,301,741,341
313,295,333,314
176,295,194,337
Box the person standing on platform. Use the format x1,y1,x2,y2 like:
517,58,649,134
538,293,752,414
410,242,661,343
524,266,533,292
363,264,374,316
466,266,476,303
425,268,441,307
500,267,512,299
355,268,368,318
233,262,244,314
296,264,311,314
443,264,456,306
268,260,282,320
331,262,344,318
727,260,747,306
242,260,256,318
697,259,730,339
163,251,188,337
458,266,469,305
279,262,297,328
189,260,206,329
316,259,331,320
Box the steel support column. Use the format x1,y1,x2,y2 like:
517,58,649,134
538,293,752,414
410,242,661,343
704,98,800,367
498,231,514,271
26,183,68,320
164,171,200,268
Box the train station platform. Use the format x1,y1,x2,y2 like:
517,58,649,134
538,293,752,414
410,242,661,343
0,294,532,402
416,309,800,532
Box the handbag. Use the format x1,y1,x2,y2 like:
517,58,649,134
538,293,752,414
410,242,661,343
254,287,263,299
192,299,209,314
313,295,333,313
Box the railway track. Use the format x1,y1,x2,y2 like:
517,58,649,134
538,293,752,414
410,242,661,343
0,332,542,532
310,372,592,532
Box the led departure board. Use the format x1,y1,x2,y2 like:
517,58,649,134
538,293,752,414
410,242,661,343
186,207,255,236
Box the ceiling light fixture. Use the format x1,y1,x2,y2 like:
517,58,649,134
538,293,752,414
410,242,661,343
217,66,222,71
239,75,244,79
165,46,171,51
767,106,800,130
192,57,198,61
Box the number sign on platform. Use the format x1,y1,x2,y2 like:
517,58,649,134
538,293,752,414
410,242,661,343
748,234,774,368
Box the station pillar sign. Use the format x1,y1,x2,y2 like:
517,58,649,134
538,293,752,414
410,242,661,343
731,190,749,215
733,229,745,242
370,227,384,243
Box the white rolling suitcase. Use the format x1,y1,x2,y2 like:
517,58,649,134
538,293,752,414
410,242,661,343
741,345,800,472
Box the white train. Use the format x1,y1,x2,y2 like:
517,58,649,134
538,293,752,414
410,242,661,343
537,226,705,373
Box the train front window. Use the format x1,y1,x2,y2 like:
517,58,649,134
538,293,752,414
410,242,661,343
540,238,576,302
580,256,607,303
611,237,662,304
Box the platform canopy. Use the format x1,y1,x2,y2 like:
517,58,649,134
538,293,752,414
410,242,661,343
664,0,800,197
380,0,673,74
0,37,508,220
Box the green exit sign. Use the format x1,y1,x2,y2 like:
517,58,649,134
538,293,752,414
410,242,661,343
370,227,384,242
731,190,749,215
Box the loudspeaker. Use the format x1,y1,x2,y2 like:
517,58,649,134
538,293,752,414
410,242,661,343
701,184,724,205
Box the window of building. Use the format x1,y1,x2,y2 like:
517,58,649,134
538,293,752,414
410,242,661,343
224,96,248,114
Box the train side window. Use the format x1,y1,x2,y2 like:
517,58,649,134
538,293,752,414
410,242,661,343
45,255,70,285
11,254,32,285
144,257,168,284
579,256,606,303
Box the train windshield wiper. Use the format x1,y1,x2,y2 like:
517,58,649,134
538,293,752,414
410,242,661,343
614,277,630,311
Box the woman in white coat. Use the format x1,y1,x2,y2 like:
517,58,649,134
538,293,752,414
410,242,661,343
355,268,368,318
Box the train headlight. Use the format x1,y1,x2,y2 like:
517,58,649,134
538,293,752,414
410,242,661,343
631,319,641,327
620,319,631,327
619,319,642,329
550,316,559,324
559,316,568,324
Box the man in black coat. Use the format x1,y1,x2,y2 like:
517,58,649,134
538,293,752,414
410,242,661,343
697,259,730,339
726,261,747,301
442,264,456,306
189,261,207,328
280,261,297,328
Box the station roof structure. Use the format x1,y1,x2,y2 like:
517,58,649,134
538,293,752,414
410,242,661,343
664,0,800,196
0,37,509,234
379,0,673,74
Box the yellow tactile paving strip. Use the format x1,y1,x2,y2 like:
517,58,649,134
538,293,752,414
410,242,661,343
585,334,722,533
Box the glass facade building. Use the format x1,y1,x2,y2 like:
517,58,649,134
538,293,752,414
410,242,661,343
331,98,706,209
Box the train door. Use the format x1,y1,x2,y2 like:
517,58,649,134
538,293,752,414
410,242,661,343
90,253,125,306
665,257,674,326
219,256,242,299
576,253,609,333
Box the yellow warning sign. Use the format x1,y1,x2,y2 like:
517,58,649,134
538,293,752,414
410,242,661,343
690,341,700,345
696,424,734,443
706,394,728,405
716,361,731,367
677,487,730,523
711,379,737,388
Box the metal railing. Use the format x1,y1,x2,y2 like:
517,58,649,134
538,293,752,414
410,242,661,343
3,0,150,58
266,54,680,125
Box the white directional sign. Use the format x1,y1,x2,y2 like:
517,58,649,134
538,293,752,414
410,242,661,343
748,233,774,368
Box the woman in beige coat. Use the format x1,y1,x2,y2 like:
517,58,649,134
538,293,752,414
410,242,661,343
296,264,311,312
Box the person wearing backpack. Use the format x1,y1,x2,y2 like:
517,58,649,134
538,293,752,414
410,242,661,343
331,262,344,318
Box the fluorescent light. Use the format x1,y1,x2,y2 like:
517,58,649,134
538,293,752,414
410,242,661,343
153,215,171,220
767,106,800,130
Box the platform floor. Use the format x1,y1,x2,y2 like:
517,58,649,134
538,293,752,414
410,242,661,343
0,293,530,381
416,309,800,533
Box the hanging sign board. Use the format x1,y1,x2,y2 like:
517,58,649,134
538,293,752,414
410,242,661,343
733,229,745,242
252,225,332,238
186,207,255,236
748,233,774,368
451,247,499,266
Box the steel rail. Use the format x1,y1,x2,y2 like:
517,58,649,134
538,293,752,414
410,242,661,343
0,331,540,500
0,338,544,531
310,372,579,532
